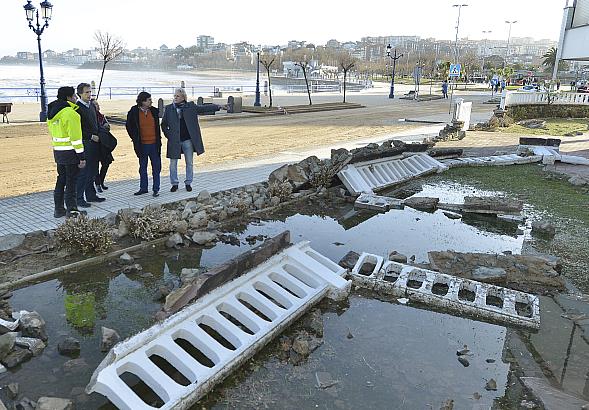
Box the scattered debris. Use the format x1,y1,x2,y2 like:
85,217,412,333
404,196,440,212
354,193,404,213
315,371,339,389
485,379,497,391
457,357,470,367
100,327,120,352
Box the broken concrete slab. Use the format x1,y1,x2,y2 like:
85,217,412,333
354,193,404,213
441,154,542,169
427,251,565,292
520,377,589,410
404,196,439,212
350,253,540,329
438,196,523,215
158,231,292,318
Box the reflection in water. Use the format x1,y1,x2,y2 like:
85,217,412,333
4,179,589,408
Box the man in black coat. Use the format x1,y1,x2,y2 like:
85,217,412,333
125,91,162,197
75,82,104,206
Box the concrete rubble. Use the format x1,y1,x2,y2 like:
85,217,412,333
348,252,540,329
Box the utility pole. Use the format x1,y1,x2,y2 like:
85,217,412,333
449,3,468,114
504,20,518,67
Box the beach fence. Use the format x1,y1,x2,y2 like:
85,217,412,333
0,84,257,102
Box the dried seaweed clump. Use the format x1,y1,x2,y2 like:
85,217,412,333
55,215,113,255
121,206,175,241
309,165,334,189
268,181,293,201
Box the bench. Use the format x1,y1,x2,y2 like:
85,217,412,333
0,103,12,124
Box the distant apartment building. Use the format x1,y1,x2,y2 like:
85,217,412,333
229,42,253,60
361,36,420,47
197,35,215,51
16,52,36,61
326,39,340,49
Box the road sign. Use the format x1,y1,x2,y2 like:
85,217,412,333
449,63,461,77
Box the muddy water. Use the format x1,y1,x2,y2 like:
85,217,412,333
4,175,588,409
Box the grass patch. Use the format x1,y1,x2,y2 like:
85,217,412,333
428,164,589,291
495,118,588,136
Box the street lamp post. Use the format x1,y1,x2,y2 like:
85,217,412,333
505,20,518,67
254,51,261,107
481,30,492,73
23,0,53,122
386,44,403,99
450,3,468,114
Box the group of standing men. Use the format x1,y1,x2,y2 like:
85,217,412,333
48,83,115,218
49,85,226,218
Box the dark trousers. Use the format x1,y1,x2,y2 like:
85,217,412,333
95,162,110,186
139,143,161,192
54,164,79,211
76,140,99,202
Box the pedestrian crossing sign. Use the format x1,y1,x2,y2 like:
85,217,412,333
449,64,461,77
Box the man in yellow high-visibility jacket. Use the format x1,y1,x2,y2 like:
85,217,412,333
47,86,87,218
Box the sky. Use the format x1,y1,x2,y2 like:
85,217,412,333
0,0,567,55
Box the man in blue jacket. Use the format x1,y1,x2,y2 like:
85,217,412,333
161,88,227,192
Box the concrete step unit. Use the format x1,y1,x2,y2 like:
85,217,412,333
86,242,351,410
441,154,542,168
518,146,589,166
349,252,540,329
337,154,448,195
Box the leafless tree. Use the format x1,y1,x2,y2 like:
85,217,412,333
94,31,125,99
260,55,276,107
338,53,356,103
294,55,313,105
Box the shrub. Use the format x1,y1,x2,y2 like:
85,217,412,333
121,205,175,241
55,215,113,254
309,165,334,189
268,181,293,201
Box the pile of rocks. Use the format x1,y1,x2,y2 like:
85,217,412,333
0,311,47,371
276,308,324,365
436,120,466,141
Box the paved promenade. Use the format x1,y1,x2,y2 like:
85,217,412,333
0,125,444,236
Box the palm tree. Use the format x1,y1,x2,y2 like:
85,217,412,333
542,47,569,73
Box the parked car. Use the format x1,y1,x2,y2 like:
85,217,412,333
517,84,545,92
577,85,589,93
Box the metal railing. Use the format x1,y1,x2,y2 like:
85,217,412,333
0,85,258,101
504,91,589,107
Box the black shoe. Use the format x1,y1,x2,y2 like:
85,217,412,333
66,209,87,218
170,185,178,192
95,184,103,193
101,184,109,191
152,191,159,197
134,190,148,196
54,209,66,218
185,185,192,192
87,196,106,203
78,201,92,208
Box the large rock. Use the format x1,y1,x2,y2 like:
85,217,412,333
189,210,209,229
569,176,588,186
388,251,408,264
191,231,218,246
1,347,32,368
19,311,47,341
36,397,73,410
532,221,556,238
197,190,212,203
0,333,16,361
119,253,134,264
100,327,120,352
172,220,189,235
57,337,80,357
404,196,439,211
184,201,198,213
338,251,360,270
472,266,507,282
0,234,25,252
14,337,45,356
116,220,129,238
463,196,523,214
165,233,184,248
268,164,289,185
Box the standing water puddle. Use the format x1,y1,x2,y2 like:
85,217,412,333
5,178,589,409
